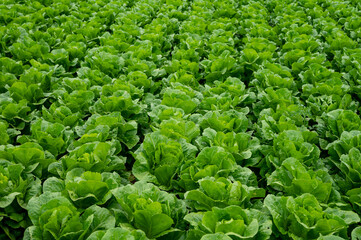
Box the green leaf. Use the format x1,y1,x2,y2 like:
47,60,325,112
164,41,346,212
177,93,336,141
352,226,361,240
23,226,42,240
80,205,116,239
134,211,174,238
201,233,233,240
0,192,21,208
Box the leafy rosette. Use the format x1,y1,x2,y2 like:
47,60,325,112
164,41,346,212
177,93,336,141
0,98,34,130
133,131,197,188
0,58,21,94
185,206,272,240
148,104,185,126
0,142,55,178
199,77,256,111
76,67,112,88
267,158,340,203
263,130,320,173
325,131,361,191
199,83,252,112
0,162,38,208
49,140,125,178
42,104,83,128
164,69,199,90
334,48,361,90
90,90,144,120
25,192,116,240
347,188,361,215
306,94,358,119
126,71,154,91
197,110,249,133
51,88,95,115
178,146,254,191
43,168,124,209
8,81,46,106
185,177,264,211
202,51,240,83
317,109,361,149
195,128,261,167
82,47,124,78
299,63,341,87
339,148,361,188
198,233,233,240
251,62,294,90
17,119,73,157
326,130,361,160
0,159,41,236
265,194,360,239
101,75,146,100
10,38,50,64
255,102,310,141
211,78,253,103
253,87,298,116
111,181,187,239
161,84,202,114
74,112,139,149
301,74,349,101
159,118,200,143
25,193,83,240
87,227,148,240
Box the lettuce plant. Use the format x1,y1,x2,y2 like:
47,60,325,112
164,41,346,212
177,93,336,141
265,194,359,239
185,206,272,240
111,181,187,239
87,227,148,240
185,177,264,211
25,192,116,240
43,168,123,208
133,131,197,188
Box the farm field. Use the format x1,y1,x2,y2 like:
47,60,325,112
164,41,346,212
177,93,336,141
1,0,361,239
